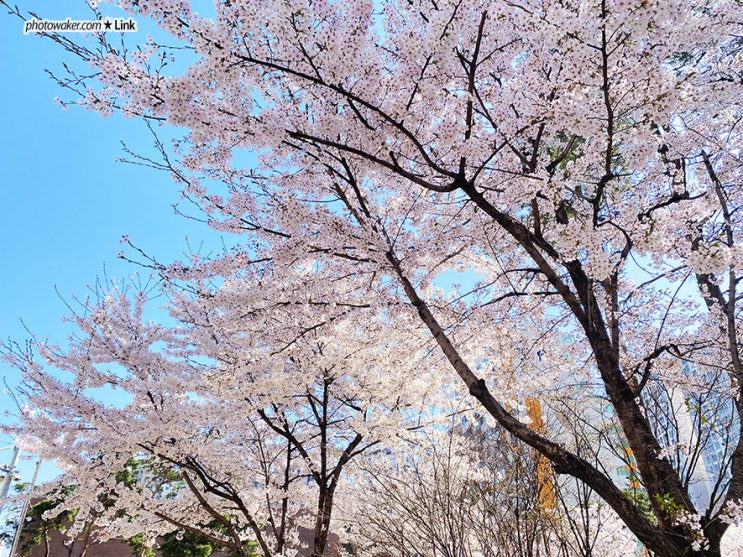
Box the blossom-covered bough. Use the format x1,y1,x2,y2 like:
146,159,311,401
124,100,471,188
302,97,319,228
3,0,743,555
5,275,431,556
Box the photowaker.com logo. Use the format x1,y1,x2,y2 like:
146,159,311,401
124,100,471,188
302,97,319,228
23,17,137,34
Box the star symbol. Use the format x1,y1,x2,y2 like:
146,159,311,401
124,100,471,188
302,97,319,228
104,18,112,30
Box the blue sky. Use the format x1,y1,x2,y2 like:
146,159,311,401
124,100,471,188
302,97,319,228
0,2,220,488
2,0,473,520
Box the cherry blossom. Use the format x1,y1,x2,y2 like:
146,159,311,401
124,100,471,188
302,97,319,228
4,0,743,555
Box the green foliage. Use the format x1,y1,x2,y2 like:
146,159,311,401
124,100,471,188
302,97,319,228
545,131,586,173
115,457,141,489
127,533,156,557
239,538,261,557
129,521,261,557
654,492,684,520
18,494,77,557
622,488,657,526
116,456,185,500
159,530,213,557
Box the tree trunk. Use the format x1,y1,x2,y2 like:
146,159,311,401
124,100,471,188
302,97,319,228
78,522,92,557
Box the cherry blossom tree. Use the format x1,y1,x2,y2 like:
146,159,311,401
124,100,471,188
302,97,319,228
4,0,743,555
347,414,641,557
3,274,435,556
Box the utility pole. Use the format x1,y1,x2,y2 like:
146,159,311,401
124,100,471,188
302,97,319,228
0,446,21,557
8,458,41,557
0,446,20,501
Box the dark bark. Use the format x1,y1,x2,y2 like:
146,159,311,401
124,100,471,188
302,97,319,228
386,239,705,557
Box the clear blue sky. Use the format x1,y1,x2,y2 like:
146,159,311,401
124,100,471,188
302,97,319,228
0,2,219,486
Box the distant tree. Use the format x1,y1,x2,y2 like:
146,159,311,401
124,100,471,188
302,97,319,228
2,280,429,556
348,402,639,557
157,529,218,557
128,524,260,557
16,489,76,557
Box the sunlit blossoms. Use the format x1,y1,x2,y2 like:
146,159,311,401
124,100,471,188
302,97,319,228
3,0,743,555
